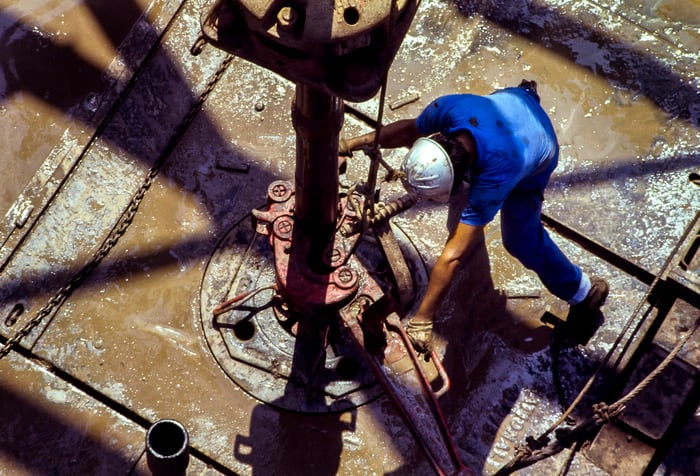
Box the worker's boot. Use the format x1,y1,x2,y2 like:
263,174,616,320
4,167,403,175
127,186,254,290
562,277,609,345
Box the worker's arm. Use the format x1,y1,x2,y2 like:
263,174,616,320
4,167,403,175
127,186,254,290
413,222,485,322
342,118,422,153
406,222,485,351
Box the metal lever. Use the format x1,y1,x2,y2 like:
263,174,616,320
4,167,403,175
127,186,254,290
340,293,472,476
430,350,451,398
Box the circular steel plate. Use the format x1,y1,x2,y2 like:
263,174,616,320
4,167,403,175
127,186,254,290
200,217,428,413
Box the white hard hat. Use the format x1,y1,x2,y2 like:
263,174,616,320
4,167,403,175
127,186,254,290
400,137,454,203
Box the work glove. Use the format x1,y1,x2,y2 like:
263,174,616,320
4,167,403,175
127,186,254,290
405,318,434,353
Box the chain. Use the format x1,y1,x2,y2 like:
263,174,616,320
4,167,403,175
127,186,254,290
0,54,233,359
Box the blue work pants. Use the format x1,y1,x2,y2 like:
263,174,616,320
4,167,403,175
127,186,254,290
500,155,583,302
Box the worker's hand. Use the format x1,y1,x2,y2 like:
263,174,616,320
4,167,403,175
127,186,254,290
405,318,434,353
338,137,353,157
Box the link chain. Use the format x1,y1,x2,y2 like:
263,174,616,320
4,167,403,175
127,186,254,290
0,54,233,359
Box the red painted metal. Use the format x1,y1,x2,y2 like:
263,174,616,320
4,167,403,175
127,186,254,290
251,180,365,314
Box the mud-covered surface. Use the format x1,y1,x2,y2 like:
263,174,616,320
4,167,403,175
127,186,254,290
1,0,699,475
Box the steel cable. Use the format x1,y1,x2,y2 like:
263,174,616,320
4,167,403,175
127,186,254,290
496,212,700,475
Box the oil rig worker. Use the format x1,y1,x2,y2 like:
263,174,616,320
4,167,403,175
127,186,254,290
340,80,609,352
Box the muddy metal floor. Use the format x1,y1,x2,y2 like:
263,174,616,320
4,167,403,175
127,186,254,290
1,0,699,475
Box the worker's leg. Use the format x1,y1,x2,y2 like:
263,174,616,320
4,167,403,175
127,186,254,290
502,158,608,344
500,164,590,303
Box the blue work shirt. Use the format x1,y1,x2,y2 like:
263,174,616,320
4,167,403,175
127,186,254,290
416,87,558,226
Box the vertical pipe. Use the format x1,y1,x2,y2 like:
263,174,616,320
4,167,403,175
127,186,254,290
146,419,189,475
292,83,343,236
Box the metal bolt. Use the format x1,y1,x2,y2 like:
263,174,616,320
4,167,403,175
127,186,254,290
326,247,343,265
337,267,353,284
277,6,297,28
276,219,293,237
334,266,357,290
4,303,23,327
271,183,288,198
